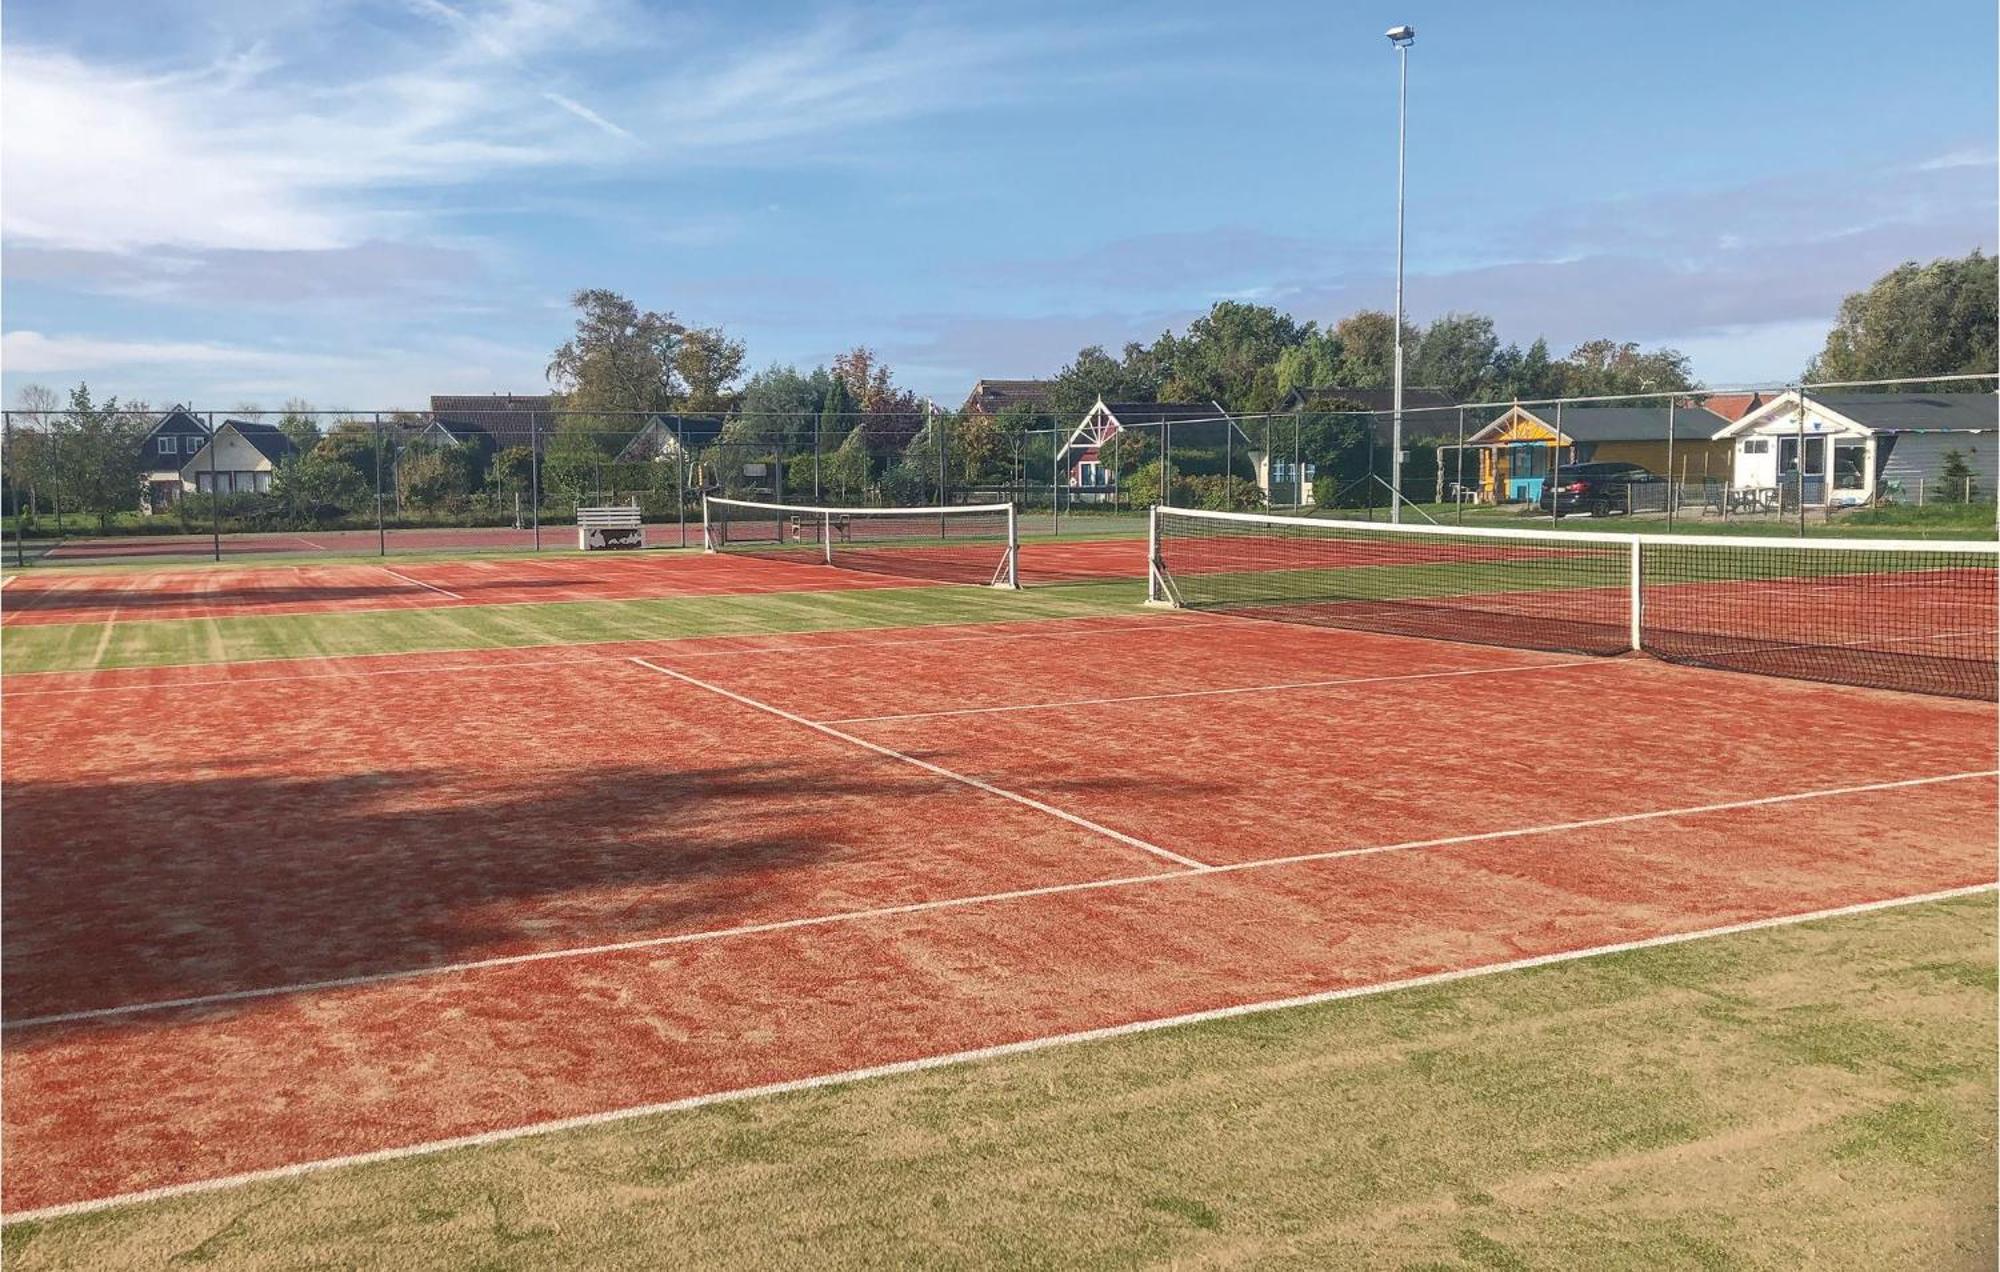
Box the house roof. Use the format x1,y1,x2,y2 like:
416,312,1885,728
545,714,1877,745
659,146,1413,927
961,379,1053,416
1811,392,1997,434
429,394,557,448
1092,400,1233,426
141,406,211,440
1478,405,1734,444
612,414,728,461
219,420,300,464
1693,391,1769,422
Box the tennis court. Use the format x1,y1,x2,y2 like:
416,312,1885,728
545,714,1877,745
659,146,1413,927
0,536,1141,626
5,534,1993,1220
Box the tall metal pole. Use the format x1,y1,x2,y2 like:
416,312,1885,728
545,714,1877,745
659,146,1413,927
1389,27,1414,523
530,410,542,551
1051,427,1059,535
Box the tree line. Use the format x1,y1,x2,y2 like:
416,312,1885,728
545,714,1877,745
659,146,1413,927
5,251,1993,529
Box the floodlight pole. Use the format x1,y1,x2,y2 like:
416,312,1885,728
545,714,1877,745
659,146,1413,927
1388,25,1415,523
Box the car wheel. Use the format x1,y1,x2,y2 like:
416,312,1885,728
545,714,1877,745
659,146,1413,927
1589,497,1610,517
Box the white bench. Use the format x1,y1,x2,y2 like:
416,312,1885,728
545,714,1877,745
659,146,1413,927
577,505,645,550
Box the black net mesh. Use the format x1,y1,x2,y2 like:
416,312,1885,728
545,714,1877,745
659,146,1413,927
1640,540,1997,700
706,499,1015,586
1153,511,1633,656
1153,510,1998,699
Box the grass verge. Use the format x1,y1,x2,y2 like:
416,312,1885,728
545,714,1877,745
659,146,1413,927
6,893,1992,1270
0,581,1144,675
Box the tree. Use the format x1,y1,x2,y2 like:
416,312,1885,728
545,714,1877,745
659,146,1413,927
1155,301,1318,410
278,398,322,452
1937,449,1978,503
1556,339,1695,398
823,427,872,500
546,288,687,417
315,423,382,492
739,364,831,458
1411,313,1502,401
272,450,367,521
1330,311,1418,388
1045,345,1158,424
674,327,748,413
1806,251,1998,386
6,384,61,521
56,383,150,528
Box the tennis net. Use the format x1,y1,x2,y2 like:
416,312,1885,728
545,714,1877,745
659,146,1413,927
704,497,1019,588
1149,507,1998,699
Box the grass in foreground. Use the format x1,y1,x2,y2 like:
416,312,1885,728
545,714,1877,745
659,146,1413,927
7,894,1992,1270
0,581,1144,675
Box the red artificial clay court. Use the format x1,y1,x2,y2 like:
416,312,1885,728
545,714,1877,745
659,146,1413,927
0,537,1143,626
3,609,1995,1217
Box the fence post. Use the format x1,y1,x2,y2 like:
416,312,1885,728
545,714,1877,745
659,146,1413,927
374,413,386,556
209,411,221,562
1800,388,1816,536
1664,399,1676,530
675,417,687,549
3,413,19,568
530,409,541,551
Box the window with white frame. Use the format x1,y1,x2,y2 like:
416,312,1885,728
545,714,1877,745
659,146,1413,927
157,436,177,455
1740,439,1770,454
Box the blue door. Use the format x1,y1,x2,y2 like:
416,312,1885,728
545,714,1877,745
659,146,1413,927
1505,444,1546,501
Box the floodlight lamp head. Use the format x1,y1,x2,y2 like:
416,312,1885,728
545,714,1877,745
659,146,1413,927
1386,25,1415,46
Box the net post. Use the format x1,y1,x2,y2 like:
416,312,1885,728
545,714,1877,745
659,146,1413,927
823,511,833,565
1627,535,1643,652
1006,502,1019,588
1144,505,1176,607
701,493,714,552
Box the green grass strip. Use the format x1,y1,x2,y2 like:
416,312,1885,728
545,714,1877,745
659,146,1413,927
5,894,1989,1269
1,582,1145,675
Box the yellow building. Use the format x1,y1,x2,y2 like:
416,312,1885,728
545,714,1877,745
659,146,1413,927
1443,404,1736,504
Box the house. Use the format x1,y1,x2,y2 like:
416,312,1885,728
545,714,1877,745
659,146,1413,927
136,406,212,512
960,379,1054,419
1055,398,1238,498
1448,403,1734,504
429,394,557,452
1716,391,1998,507
179,420,298,495
612,414,727,464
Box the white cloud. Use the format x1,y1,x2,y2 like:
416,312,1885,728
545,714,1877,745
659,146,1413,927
2,49,353,253
1,330,363,374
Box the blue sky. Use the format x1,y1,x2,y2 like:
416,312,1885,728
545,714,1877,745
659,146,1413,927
3,0,1994,410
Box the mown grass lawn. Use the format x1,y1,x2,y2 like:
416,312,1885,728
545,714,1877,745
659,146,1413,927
0,581,1146,675
6,894,1990,1270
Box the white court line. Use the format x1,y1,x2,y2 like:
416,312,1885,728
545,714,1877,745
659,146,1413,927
293,536,331,551
823,657,1616,724
6,881,1990,1226
379,567,464,601
626,656,1212,872
0,615,1242,693
9,768,1989,1032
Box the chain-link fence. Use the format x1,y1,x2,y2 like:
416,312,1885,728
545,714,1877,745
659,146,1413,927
3,375,1990,564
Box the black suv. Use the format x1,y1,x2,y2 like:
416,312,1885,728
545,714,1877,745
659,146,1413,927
1538,461,1662,517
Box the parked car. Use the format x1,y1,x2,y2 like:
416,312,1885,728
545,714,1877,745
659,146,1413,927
1538,461,1664,517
